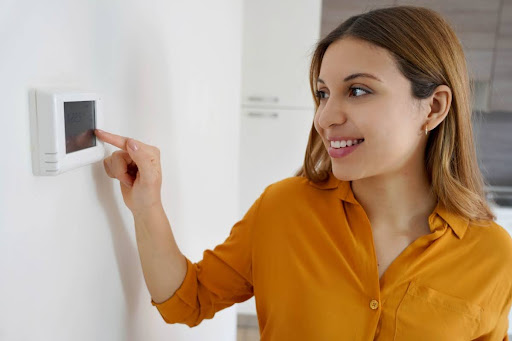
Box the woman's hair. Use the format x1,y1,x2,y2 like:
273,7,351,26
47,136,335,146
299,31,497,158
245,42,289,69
294,5,496,224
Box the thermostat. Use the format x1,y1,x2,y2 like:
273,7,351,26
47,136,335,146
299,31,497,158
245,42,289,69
29,89,105,176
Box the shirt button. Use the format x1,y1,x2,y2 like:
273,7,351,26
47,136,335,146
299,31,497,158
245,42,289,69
369,299,379,310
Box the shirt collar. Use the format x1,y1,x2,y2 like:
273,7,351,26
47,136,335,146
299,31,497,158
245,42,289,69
307,170,469,239
430,201,469,239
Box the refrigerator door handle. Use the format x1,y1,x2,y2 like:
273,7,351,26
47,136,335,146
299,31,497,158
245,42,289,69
247,111,279,119
246,96,280,103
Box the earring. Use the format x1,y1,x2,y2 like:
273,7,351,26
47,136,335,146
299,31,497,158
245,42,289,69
425,124,428,136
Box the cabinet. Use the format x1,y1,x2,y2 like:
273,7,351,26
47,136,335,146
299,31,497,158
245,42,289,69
490,49,512,111
238,107,314,217
241,0,322,109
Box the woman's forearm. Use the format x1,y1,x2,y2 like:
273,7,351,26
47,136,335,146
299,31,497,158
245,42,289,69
133,203,187,304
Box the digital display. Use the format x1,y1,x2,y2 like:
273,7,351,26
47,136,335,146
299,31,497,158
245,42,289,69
64,101,96,153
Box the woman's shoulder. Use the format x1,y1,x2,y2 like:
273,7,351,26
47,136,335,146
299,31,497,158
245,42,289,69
263,173,341,197
468,219,512,275
255,174,344,214
259,176,309,201
470,219,512,246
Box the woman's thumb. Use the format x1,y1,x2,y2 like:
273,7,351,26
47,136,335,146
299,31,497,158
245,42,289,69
124,138,161,184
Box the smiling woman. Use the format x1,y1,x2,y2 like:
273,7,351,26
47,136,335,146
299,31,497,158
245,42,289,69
287,5,512,340
144,5,512,341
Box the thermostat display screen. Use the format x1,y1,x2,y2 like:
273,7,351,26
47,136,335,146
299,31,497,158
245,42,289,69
64,101,96,153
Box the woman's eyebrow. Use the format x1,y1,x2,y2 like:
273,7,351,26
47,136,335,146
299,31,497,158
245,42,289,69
317,73,383,84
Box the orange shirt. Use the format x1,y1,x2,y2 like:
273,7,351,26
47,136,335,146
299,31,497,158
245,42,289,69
151,172,512,340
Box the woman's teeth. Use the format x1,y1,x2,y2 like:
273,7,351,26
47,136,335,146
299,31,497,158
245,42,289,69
330,139,364,148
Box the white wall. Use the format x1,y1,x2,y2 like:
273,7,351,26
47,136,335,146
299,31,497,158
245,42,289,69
0,1,243,340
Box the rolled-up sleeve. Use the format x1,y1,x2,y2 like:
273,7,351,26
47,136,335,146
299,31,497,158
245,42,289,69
150,186,268,327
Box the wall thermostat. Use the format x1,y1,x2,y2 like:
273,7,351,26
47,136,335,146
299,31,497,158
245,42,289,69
29,88,105,176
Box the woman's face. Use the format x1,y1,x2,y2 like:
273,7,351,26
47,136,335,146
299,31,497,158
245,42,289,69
313,37,428,181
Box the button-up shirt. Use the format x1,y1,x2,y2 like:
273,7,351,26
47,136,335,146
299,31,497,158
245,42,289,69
151,171,512,340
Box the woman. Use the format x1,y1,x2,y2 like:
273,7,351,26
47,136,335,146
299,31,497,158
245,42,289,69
96,5,512,340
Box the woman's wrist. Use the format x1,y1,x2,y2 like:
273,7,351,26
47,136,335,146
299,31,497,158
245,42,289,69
132,201,165,220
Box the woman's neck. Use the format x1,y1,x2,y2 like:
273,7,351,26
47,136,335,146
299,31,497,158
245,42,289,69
350,171,437,232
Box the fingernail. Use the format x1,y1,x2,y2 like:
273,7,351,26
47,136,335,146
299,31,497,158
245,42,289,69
128,139,138,151
96,129,103,133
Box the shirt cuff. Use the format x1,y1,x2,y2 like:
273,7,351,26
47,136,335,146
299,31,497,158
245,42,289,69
150,256,198,324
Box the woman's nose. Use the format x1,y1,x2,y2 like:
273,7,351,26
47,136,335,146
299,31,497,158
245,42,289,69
316,104,347,130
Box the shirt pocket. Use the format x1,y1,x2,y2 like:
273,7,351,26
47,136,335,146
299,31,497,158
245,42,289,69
394,280,483,341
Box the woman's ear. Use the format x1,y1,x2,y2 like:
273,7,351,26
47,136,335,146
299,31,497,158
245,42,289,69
425,84,452,129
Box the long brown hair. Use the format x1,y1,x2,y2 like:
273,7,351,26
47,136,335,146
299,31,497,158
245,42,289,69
294,5,496,224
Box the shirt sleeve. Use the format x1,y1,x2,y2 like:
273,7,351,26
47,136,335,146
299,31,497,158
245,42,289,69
150,186,268,327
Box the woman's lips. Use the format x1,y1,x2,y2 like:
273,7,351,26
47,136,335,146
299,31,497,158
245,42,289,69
328,140,364,158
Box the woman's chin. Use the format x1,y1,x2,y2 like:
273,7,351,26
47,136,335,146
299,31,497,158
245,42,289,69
331,167,362,182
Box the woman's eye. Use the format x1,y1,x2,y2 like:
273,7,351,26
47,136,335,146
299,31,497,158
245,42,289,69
315,87,370,101
349,87,370,97
315,90,329,100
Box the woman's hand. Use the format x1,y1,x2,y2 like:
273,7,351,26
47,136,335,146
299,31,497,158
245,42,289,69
95,129,163,214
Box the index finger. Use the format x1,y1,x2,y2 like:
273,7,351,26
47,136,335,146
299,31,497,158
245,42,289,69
95,129,128,150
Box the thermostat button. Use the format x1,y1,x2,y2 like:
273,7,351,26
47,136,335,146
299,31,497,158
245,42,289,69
43,161,59,170
44,154,59,162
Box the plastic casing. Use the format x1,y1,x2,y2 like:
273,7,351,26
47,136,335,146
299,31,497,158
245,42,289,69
29,88,105,176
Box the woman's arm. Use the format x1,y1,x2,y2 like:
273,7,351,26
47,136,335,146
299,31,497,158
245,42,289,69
133,202,187,304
